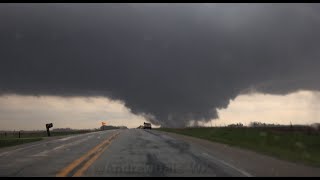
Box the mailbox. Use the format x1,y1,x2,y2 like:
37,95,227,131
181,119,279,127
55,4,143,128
46,123,53,129
45,123,53,137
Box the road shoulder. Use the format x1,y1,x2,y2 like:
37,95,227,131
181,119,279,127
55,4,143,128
155,130,320,177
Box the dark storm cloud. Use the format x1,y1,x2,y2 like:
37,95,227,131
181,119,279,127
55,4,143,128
1,3,320,127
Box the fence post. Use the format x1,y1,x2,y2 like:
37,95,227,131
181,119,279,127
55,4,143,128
19,131,21,138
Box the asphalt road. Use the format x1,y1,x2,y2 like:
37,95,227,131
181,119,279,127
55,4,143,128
0,129,253,177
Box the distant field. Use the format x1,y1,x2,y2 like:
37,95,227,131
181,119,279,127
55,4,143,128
156,127,320,167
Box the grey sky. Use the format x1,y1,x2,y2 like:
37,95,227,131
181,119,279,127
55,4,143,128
1,3,320,127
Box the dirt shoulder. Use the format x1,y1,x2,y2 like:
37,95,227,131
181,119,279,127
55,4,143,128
157,130,320,177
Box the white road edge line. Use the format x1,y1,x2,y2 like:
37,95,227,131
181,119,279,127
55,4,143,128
30,136,94,157
58,136,74,141
31,150,50,157
201,152,254,177
0,131,102,157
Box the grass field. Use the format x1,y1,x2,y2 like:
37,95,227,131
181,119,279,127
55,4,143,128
156,127,320,167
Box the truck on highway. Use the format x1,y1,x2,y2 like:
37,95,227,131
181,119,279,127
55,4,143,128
143,122,152,129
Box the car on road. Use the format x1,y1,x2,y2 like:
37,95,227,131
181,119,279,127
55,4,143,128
143,122,152,129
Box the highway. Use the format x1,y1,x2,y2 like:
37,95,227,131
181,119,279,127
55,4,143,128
0,129,319,177
0,129,320,177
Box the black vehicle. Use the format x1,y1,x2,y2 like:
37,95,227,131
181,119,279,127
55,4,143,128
143,122,152,129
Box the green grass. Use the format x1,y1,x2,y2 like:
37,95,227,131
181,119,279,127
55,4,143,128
0,137,42,148
156,127,320,167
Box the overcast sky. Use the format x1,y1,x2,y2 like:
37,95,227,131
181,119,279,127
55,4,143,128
1,3,320,129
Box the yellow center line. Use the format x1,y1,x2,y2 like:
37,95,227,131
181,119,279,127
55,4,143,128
72,136,116,177
56,131,121,177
